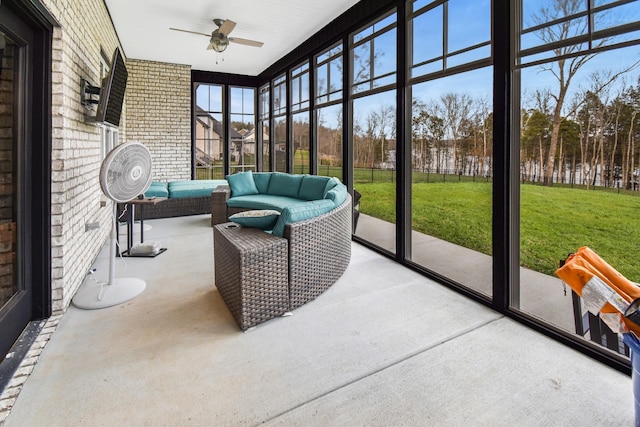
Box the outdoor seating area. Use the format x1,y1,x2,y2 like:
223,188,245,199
121,179,228,220
211,171,347,226
211,171,353,330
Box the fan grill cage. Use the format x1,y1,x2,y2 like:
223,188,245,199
100,142,153,203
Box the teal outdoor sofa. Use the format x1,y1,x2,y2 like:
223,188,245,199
122,179,228,220
211,171,352,329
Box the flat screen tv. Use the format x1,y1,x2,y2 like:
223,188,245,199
95,47,128,127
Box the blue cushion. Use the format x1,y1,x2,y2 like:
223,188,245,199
228,209,280,230
266,172,303,198
298,175,331,201
324,183,348,207
168,180,226,198
271,199,335,237
227,194,305,212
226,171,259,197
323,177,341,197
252,172,272,194
144,181,169,198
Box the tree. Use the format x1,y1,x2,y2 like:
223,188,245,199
440,93,473,175
557,117,580,184
473,98,492,177
530,0,599,185
531,0,640,185
411,99,431,172
522,109,551,182
423,102,446,173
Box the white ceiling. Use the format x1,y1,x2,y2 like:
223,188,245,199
105,0,361,76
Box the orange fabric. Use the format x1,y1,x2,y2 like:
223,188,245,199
556,246,640,335
556,246,640,302
577,246,640,302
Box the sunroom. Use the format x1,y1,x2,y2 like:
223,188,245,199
1,0,640,424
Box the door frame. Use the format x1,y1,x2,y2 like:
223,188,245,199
0,0,54,391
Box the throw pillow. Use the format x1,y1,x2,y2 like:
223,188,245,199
228,209,281,230
299,175,330,201
266,172,303,198
226,171,259,197
324,183,348,206
252,172,272,194
323,177,341,197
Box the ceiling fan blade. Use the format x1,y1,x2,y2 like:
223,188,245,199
219,19,236,36
169,27,210,38
229,37,264,48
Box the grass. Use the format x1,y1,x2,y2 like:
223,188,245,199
356,180,640,279
196,163,639,278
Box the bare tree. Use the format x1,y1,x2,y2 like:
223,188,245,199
369,104,395,168
425,101,447,173
531,0,640,185
440,93,473,175
475,98,491,175
412,98,430,172
522,109,551,182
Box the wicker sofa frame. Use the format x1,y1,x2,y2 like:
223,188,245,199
284,193,352,309
119,196,213,221
213,193,352,329
211,185,241,226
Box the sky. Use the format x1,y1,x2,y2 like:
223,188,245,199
349,0,640,130
200,1,640,131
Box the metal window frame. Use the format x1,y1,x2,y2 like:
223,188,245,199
349,10,398,97
187,0,639,375
229,86,257,172
315,42,344,107
408,0,492,83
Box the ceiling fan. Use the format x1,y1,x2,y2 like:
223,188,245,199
170,19,264,53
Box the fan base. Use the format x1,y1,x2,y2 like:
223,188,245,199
72,278,146,310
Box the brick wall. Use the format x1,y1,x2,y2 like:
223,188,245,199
47,0,124,313
125,60,192,182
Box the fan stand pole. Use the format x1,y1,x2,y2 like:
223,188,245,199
72,204,147,310
109,205,116,285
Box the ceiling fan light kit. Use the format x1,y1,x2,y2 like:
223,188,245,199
208,32,229,53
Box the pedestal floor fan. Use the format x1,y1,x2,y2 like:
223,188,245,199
73,141,153,309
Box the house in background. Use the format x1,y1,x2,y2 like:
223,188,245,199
195,106,243,167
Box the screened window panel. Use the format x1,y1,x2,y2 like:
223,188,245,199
292,112,310,174
448,0,490,54
273,116,287,172
410,0,490,80
353,42,372,86
412,8,443,67
317,104,343,179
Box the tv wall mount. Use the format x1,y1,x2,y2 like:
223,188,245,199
81,78,100,108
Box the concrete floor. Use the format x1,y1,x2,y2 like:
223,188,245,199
4,214,634,426
355,214,576,331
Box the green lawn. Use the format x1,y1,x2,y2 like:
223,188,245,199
356,181,640,279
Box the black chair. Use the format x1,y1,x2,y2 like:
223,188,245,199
560,256,629,356
353,189,361,233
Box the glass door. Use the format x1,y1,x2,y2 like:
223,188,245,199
0,6,31,360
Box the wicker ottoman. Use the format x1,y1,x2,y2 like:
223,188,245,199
213,223,289,331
